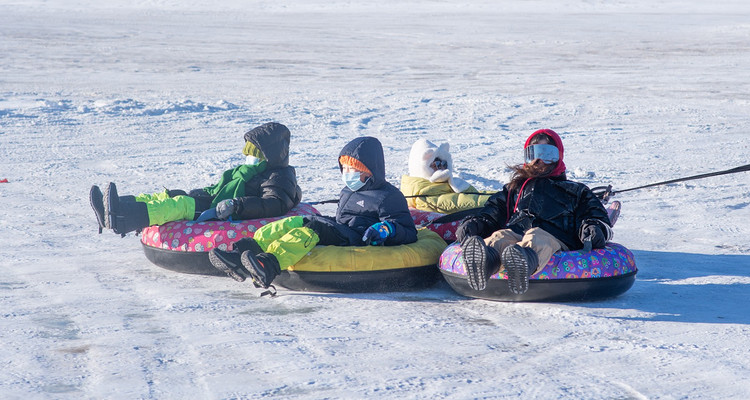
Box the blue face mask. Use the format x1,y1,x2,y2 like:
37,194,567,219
342,171,367,191
245,155,262,166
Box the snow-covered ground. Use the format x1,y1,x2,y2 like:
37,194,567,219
2,0,750,398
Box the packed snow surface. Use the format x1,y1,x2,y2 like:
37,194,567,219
1,0,750,398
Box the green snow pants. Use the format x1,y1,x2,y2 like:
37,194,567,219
135,191,196,226
253,216,320,270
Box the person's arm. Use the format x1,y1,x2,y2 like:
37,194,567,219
234,168,301,219
455,187,507,241
575,187,613,249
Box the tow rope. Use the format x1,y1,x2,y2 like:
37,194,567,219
592,163,750,203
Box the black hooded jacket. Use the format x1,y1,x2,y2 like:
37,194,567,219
334,137,418,246
458,129,611,250
210,122,302,219
466,176,611,250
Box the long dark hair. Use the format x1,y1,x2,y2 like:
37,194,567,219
507,133,558,192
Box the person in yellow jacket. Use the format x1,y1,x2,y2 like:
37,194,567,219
400,138,492,214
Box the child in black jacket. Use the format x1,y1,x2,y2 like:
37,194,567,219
90,122,302,236
456,129,612,295
209,136,418,289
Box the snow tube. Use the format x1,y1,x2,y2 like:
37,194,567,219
140,203,320,276
439,242,637,302
274,228,447,293
409,208,460,242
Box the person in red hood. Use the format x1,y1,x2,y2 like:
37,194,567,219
455,129,612,295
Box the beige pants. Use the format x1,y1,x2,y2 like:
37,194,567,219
485,227,566,274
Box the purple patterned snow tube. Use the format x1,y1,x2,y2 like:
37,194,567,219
439,242,637,301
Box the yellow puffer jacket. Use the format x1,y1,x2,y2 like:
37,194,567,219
400,175,492,214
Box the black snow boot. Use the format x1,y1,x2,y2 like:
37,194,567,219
103,182,150,236
90,185,106,233
501,244,539,295
241,251,281,289
461,235,500,291
209,238,264,282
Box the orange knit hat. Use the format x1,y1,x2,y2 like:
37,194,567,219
339,155,372,175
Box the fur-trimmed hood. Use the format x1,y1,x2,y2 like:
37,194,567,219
408,139,470,193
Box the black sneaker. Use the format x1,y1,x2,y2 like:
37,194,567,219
241,251,281,289
209,248,251,282
501,244,539,295
90,185,106,233
461,235,490,291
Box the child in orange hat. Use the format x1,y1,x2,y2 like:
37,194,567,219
209,136,419,290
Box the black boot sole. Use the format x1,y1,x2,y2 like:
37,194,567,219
209,249,247,282
240,251,272,289
502,245,531,295
461,236,488,291
103,182,118,232
89,185,106,233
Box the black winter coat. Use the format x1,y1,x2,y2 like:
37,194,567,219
190,122,302,219
335,137,418,246
463,174,610,250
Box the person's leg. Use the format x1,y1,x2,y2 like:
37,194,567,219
262,227,320,269
240,226,319,288
461,229,517,291
134,191,170,202
210,238,265,282
142,195,196,226
187,188,212,215
517,227,565,274
485,229,523,267
500,227,562,295
104,182,150,235
302,216,362,246
252,216,305,250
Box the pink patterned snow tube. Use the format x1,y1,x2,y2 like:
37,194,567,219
409,208,460,242
140,202,320,252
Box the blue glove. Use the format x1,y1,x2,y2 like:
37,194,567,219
362,221,394,246
215,198,239,220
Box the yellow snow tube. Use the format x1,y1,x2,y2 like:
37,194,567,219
290,228,446,272
276,228,448,292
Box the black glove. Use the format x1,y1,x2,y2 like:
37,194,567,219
580,223,606,251
456,218,482,243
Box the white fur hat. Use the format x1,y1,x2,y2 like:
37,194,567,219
408,139,470,193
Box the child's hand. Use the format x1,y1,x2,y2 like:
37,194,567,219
456,218,482,243
362,221,394,245
579,223,606,250
216,199,239,220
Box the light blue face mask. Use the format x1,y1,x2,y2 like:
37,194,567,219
245,155,263,166
342,171,367,191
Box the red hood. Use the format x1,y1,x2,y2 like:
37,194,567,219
524,129,566,177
